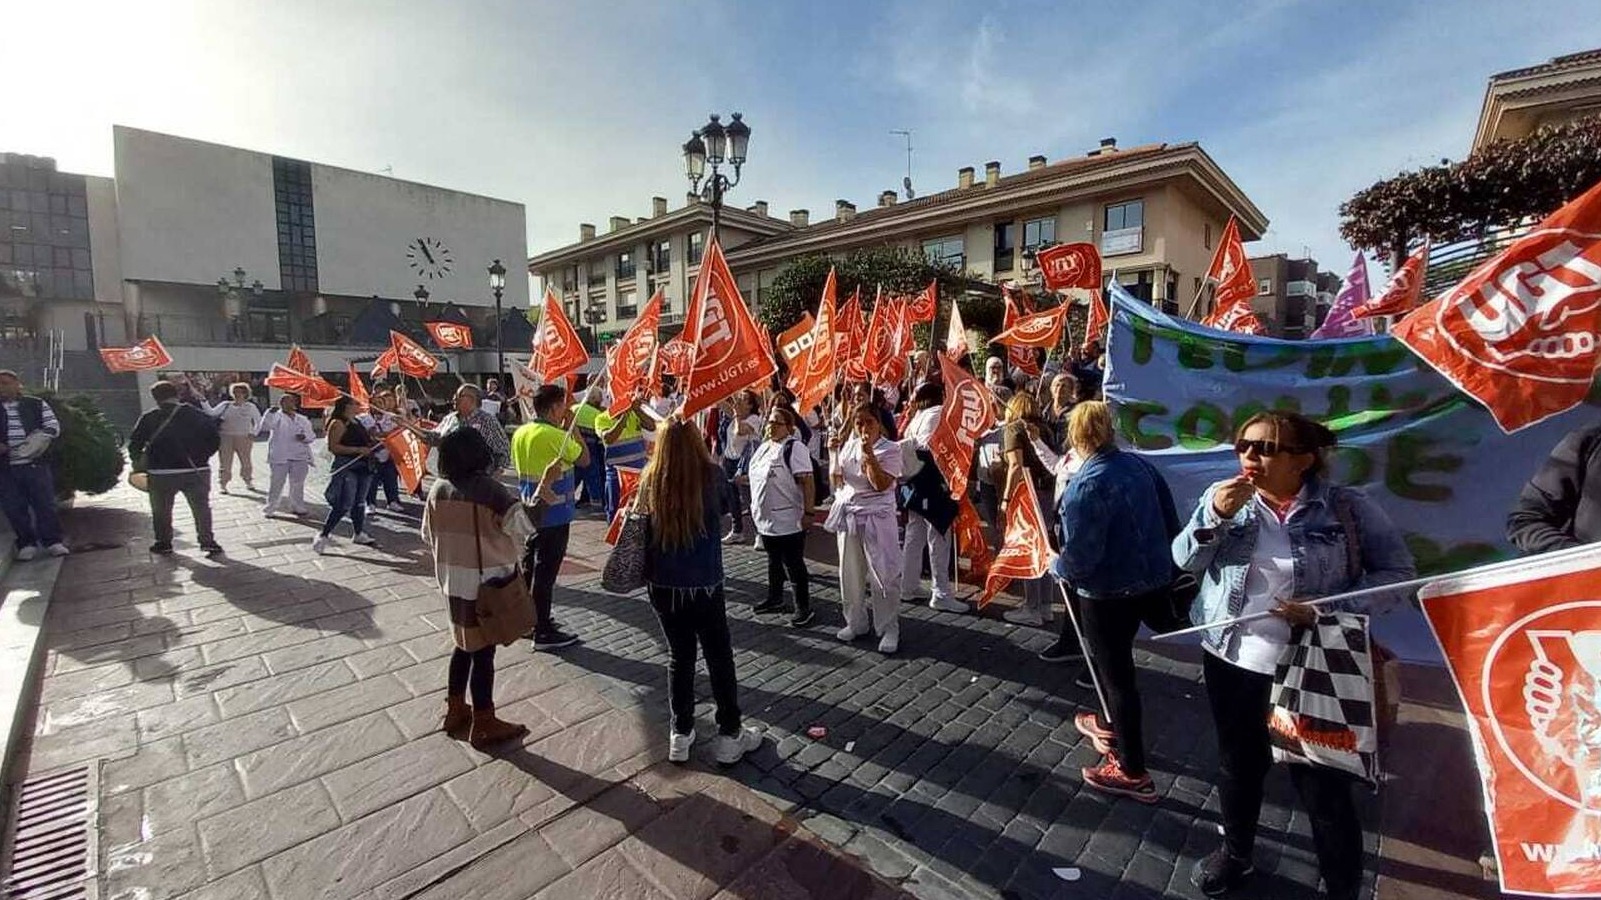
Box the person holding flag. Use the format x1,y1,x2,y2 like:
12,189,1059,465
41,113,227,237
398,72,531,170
826,403,905,654
1049,401,1179,804
511,384,589,652
363,388,407,512
593,392,656,522
405,384,511,473
1172,411,1414,898
312,396,382,555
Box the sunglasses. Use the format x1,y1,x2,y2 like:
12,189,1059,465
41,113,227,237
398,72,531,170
1234,439,1305,457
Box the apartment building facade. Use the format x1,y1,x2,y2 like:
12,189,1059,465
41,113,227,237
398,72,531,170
527,138,1269,340
527,197,793,345
1246,254,1342,339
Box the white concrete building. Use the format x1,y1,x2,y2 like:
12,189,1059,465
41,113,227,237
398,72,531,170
3,126,528,382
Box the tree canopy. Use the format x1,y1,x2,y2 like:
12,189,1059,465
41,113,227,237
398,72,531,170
756,245,1005,352
1339,115,1601,259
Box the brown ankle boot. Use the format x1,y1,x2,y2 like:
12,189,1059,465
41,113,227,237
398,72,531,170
469,706,529,749
441,695,471,738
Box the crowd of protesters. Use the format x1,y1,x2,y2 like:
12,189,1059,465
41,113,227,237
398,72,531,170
8,338,1460,899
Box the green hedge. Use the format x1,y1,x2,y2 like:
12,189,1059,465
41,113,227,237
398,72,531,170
37,391,125,499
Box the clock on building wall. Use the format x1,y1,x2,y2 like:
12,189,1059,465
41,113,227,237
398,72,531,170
405,237,454,280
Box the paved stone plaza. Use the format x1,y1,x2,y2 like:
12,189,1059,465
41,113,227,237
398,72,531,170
2,465,1499,900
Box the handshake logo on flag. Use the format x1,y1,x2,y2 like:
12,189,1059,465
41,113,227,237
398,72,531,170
1486,604,1601,816
1523,627,1601,813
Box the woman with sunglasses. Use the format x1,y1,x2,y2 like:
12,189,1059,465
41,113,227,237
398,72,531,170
1174,411,1414,900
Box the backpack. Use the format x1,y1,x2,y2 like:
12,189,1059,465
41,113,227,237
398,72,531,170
779,437,829,507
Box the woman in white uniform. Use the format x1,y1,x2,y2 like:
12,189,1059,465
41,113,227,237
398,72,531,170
826,403,904,654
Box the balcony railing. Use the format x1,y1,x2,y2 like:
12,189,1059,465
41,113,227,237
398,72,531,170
132,312,375,347
1100,226,1143,256
1424,221,1531,298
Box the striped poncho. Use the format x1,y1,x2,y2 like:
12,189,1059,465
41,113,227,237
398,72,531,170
421,474,533,651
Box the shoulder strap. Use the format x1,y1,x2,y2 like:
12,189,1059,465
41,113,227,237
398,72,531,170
1332,487,1363,579
471,498,484,579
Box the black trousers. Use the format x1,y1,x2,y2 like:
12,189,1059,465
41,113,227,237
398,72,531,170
522,524,570,634
1077,588,1156,775
447,646,496,707
648,584,741,736
1203,651,1363,900
763,531,810,613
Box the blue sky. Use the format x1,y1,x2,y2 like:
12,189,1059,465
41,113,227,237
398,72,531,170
7,0,1601,291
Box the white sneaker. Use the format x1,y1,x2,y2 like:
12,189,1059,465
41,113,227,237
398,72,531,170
45,543,69,557
929,596,970,614
220,484,230,494
668,729,695,764
311,535,331,554
263,504,277,518
714,727,763,766
244,481,256,492
1003,607,1047,627
877,631,900,655
836,625,866,642
352,532,378,546
387,501,405,512
15,545,38,562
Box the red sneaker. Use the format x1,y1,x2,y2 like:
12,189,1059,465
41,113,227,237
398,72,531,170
1074,711,1117,756
1082,752,1157,804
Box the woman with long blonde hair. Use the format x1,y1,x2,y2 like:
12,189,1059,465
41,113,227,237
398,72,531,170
637,417,762,766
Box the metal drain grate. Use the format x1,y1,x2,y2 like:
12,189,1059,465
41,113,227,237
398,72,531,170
2,766,97,900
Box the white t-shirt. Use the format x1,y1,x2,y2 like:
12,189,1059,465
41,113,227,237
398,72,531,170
833,436,903,515
722,413,762,461
1209,494,1296,675
749,438,811,536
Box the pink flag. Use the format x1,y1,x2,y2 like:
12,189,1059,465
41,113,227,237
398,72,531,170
1309,253,1374,339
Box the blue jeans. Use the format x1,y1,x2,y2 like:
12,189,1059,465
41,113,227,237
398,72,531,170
605,465,623,523
0,463,63,548
575,437,606,507
367,458,400,506
321,465,372,537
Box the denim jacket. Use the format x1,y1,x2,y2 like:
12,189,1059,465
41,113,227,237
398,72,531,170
1172,476,1415,654
1051,448,1177,599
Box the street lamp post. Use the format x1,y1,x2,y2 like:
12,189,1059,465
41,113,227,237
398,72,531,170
216,267,264,341
488,259,507,382
682,112,751,244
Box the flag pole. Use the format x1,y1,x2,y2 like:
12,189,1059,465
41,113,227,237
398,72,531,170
1148,548,1590,642
1184,279,1212,321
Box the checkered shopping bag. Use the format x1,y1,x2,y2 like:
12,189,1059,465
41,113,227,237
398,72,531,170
1268,612,1380,784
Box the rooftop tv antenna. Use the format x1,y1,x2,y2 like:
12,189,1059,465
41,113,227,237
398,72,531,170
891,129,914,199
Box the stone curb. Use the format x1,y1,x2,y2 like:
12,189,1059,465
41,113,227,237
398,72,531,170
0,553,61,790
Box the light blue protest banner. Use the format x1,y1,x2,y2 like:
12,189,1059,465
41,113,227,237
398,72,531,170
1104,293,1587,661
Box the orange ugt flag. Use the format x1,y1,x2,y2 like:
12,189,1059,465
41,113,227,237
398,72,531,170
678,236,776,417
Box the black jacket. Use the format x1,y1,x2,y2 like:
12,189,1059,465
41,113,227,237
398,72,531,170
900,448,958,533
1507,422,1601,555
127,401,220,473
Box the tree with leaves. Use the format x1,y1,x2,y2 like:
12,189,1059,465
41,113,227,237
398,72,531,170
1339,115,1601,261
756,246,1005,357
